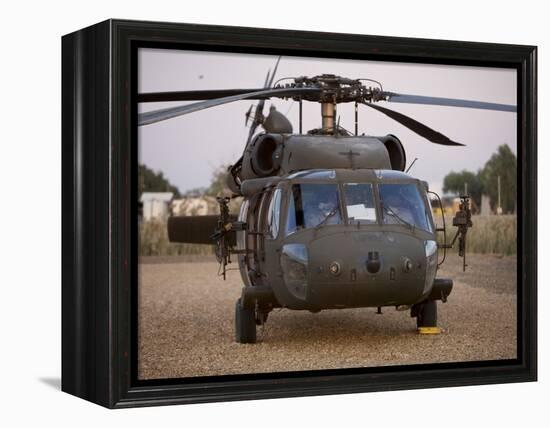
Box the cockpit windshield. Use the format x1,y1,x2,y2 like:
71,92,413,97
343,183,377,224
285,183,342,235
283,180,433,236
379,183,433,232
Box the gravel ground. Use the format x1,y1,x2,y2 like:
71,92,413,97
138,254,517,380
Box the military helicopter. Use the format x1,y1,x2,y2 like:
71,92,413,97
138,59,515,343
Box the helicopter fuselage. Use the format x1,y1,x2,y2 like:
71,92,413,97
236,168,448,313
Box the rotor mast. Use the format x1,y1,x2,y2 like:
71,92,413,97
321,102,337,134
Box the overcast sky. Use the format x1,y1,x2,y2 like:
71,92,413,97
138,48,516,196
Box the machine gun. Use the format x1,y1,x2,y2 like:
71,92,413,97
447,195,473,271
432,193,473,271
211,197,247,280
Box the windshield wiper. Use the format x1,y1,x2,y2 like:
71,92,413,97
315,207,339,230
382,203,415,231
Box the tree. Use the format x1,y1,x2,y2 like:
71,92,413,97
183,186,208,197
479,144,517,213
138,164,181,198
442,169,483,208
204,165,231,197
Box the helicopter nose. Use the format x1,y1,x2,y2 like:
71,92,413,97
307,231,428,308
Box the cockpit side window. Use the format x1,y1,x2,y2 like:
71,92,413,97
379,183,433,232
344,183,377,224
267,188,282,239
285,190,297,236
285,183,341,235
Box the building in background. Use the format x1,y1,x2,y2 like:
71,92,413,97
171,196,218,216
140,192,174,221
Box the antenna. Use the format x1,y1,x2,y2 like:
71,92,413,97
299,99,303,134
354,101,358,135
405,157,418,173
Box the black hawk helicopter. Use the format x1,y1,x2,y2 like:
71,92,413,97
138,59,515,343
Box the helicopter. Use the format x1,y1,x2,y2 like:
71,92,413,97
138,59,515,343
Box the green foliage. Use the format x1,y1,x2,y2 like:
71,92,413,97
183,187,208,197
442,145,516,214
138,164,181,198
204,165,231,197
479,145,517,213
442,170,483,208
180,165,231,198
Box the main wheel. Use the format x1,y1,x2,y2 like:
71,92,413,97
415,300,440,334
235,298,257,343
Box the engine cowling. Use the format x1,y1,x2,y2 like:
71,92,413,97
249,134,284,177
236,133,405,189
379,134,406,171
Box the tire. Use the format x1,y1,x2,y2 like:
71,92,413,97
416,300,437,328
235,298,257,343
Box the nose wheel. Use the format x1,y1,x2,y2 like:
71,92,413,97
235,298,257,343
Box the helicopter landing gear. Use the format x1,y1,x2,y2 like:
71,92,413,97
255,310,269,326
235,298,257,343
412,300,441,334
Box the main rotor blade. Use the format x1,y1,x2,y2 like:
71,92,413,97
248,56,283,140
247,72,271,141
362,102,465,146
139,87,320,126
138,89,265,103
383,92,516,112
267,56,281,88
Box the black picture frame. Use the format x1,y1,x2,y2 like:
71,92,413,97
61,19,537,408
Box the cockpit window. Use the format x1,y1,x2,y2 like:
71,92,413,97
344,183,377,224
285,183,341,235
379,183,433,232
267,189,282,238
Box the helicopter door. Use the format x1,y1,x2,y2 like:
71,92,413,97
243,193,262,285
243,189,274,286
237,199,252,286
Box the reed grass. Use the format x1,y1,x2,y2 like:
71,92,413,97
433,214,516,255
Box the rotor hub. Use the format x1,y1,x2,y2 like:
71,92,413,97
277,74,386,104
